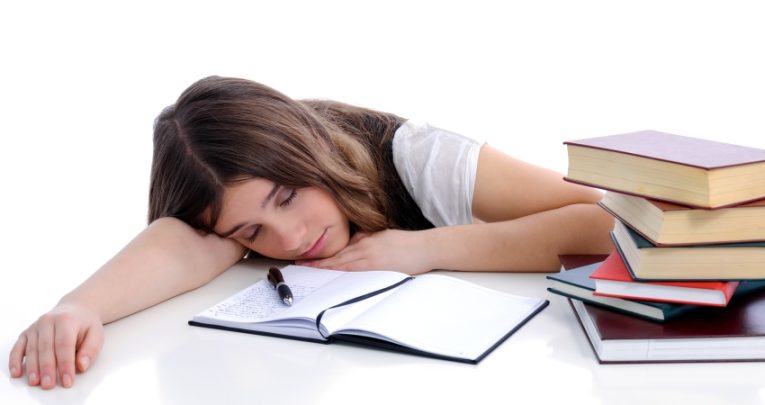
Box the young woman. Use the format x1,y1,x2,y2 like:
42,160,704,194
9,76,614,389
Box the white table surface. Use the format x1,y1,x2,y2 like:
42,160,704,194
3,259,765,405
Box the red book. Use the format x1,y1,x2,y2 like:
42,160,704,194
590,251,739,306
564,130,765,208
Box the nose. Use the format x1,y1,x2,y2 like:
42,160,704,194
270,216,307,254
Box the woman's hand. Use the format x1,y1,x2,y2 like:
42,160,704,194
298,229,436,275
9,302,104,389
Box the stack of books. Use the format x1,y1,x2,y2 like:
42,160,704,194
547,130,765,363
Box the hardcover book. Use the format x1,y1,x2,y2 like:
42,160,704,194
589,251,738,306
564,130,765,208
548,256,698,322
599,191,765,246
189,265,548,364
612,219,765,281
570,279,765,363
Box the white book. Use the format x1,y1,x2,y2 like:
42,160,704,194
190,265,548,363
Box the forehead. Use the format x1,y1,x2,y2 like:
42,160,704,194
222,178,275,206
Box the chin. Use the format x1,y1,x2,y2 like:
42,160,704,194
315,241,342,259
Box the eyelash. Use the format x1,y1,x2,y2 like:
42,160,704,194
246,226,261,243
245,188,298,243
280,188,297,207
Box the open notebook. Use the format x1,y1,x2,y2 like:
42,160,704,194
190,265,548,364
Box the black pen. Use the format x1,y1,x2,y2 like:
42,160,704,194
267,266,293,306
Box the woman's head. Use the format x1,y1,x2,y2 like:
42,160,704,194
149,76,388,258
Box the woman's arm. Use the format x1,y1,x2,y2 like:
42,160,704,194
61,217,246,324
472,145,606,220
458,144,615,270
305,145,613,274
9,217,246,389
422,202,613,272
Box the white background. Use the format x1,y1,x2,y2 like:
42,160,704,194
1,0,764,403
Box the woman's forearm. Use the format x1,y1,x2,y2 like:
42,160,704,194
59,217,246,324
426,203,614,272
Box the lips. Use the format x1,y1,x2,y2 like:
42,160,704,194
300,229,327,259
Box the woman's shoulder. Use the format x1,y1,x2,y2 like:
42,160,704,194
392,120,482,157
392,121,483,227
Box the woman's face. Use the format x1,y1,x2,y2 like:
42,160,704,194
213,178,351,260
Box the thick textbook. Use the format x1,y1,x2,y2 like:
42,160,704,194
570,278,765,363
599,191,765,246
612,219,765,281
590,251,738,306
564,130,765,208
547,256,697,322
189,265,548,364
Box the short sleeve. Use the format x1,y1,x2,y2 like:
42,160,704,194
391,120,482,227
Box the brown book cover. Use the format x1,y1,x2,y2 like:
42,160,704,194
564,130,765,169
559,254,609,270
559,254,765,363
570,287,765,364
564,130,765,208
598,192,765,246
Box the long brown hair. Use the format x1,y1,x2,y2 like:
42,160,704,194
149,76,413,234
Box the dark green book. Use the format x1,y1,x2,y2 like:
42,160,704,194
547,258,696,322
612,219,765,281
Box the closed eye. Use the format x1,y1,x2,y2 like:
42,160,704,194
280,188,297,207
245,188,295,243
245,225,261,243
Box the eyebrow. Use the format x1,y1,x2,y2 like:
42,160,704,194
218,183,281,238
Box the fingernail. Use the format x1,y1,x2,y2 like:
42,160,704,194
62,373,73,388
10,366,18,377
41,375,52,387
28,371,37,385
80,355,90,370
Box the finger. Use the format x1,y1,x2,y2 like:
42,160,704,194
36,317,58,389
54,316,78,388
24,329,40,386
310,247,360,269
326,257,372,271
296,237,364,267
314,252,372,272
8,333,28,378
76,323,104,373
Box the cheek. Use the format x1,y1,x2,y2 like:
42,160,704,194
244,234,289,260
250,243,292,261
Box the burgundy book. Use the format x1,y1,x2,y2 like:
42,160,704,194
558,254,609,270
564,130,765,208
570,281,765,364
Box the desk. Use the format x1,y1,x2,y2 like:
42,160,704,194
3,259,765,405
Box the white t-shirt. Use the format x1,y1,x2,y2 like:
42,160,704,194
391,120,483,227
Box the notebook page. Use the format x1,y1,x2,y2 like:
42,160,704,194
193,266,409,325
336,274,545,359
193,266,345,323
